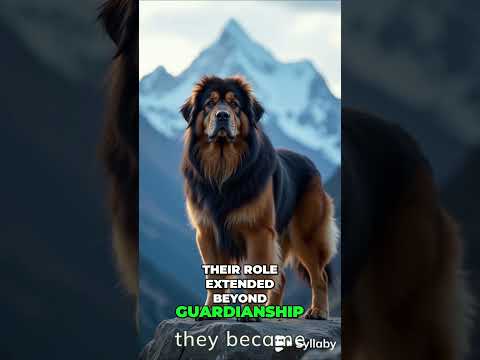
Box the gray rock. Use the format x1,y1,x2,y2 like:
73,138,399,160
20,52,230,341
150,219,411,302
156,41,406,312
301,347,341,360
140,318,341,360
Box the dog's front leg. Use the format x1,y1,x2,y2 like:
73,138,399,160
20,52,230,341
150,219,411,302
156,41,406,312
239,225,282,321
195,225,230,308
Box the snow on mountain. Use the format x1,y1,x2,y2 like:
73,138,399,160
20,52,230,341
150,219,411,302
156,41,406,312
140,19,340,174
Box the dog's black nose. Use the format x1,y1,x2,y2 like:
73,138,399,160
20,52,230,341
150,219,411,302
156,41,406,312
215,110,230,122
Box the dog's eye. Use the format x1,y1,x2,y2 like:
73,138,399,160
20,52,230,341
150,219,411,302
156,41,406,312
205,100,214,108
230,102,238,109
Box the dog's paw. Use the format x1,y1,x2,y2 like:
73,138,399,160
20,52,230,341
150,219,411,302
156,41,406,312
236,317,261,322
302,307,328,320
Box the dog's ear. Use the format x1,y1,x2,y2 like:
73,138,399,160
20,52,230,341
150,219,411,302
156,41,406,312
98,0,133,51
251,97,265,123
180,97,194,126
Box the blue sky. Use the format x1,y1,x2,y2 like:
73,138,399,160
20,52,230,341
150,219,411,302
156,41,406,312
139,1,341,97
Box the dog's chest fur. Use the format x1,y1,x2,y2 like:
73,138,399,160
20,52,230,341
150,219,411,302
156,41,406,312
183,130,319,259
186,179,274,229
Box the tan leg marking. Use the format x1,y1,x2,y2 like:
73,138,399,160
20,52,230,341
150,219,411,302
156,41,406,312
288,176,337,320
195,226,231,307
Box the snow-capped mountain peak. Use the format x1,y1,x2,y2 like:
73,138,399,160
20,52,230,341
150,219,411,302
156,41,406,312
182,18,277,82
219,19,253,45
140,19,340,175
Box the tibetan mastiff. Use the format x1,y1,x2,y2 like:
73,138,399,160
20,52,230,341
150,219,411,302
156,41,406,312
180,76,338,319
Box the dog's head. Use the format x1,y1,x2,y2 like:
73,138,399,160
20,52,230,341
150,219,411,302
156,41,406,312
181,76,265,184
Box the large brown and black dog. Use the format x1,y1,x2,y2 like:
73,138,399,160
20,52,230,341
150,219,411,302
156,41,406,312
180,76,338,319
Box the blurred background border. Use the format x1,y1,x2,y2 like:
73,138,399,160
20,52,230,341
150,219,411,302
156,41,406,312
0,1,137,359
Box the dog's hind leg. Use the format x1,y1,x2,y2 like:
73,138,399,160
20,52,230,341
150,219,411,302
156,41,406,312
294,249,330,320
289,177,338,320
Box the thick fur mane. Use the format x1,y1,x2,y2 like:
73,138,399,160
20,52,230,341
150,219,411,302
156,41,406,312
182,126,276,259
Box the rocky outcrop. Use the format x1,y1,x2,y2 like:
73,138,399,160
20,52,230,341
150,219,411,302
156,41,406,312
140,318,341,360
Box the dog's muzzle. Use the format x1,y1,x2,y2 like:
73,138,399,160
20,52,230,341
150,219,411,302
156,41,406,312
208,110,235,142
